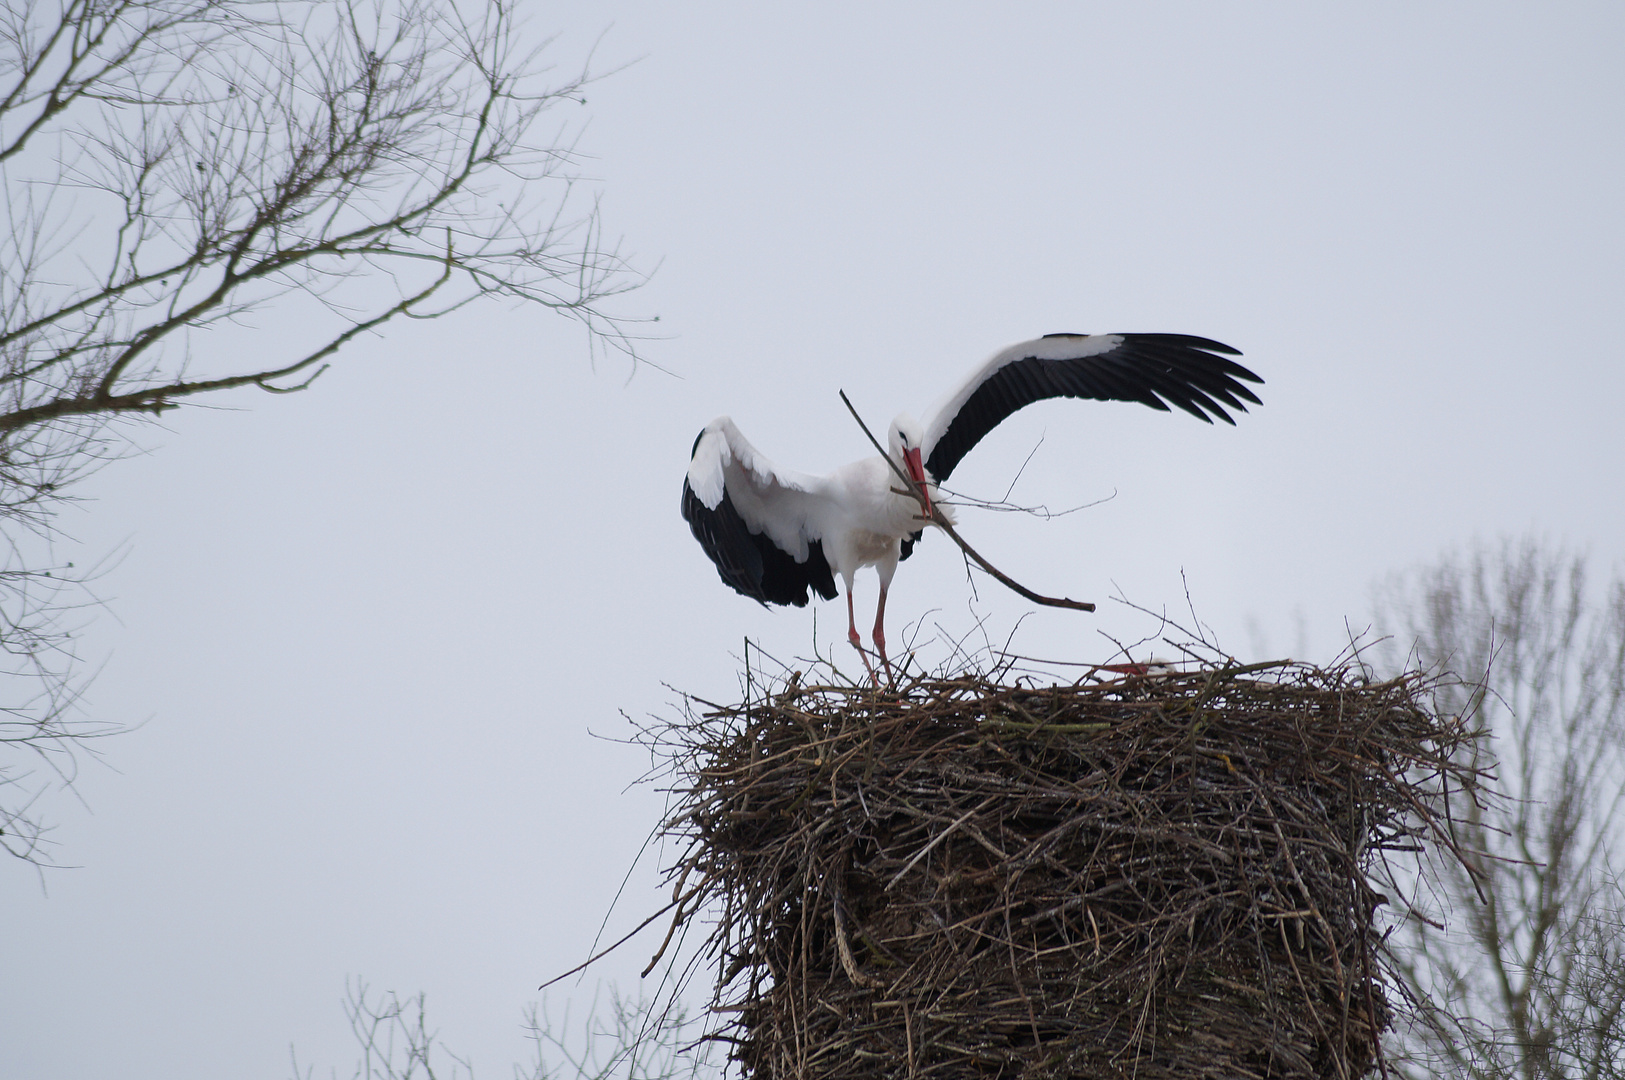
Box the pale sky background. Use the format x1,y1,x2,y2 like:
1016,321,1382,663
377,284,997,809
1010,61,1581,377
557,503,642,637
4,3,1623,1078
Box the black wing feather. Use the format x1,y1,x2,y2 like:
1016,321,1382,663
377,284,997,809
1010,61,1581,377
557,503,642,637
681,479,838,608
925,334,1262,482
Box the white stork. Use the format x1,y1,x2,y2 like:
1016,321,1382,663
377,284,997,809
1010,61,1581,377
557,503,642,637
681,333,1262,677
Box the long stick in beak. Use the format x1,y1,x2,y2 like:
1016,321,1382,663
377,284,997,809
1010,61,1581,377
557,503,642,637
839,390,1095,614
902,446,932,521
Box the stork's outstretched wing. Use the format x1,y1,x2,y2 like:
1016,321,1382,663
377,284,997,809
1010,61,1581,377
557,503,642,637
920,333,1263,482
681,418,839,607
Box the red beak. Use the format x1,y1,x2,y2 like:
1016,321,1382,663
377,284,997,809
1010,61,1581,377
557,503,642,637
1097,662,1151,676
903,447,933,521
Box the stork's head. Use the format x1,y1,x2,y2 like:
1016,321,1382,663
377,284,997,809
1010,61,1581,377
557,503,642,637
888,413,933,521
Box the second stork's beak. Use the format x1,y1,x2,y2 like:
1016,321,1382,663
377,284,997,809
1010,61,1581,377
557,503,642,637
902,446,933,521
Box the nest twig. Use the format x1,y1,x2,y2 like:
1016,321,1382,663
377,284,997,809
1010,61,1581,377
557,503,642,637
651,656,1479,1079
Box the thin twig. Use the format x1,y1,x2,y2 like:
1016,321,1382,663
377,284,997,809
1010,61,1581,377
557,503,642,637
538,896,683,991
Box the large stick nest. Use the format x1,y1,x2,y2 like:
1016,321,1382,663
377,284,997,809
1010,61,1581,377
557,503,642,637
653,658,1475,1080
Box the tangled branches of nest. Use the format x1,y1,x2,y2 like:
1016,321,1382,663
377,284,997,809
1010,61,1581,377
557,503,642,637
651,656,1479,1080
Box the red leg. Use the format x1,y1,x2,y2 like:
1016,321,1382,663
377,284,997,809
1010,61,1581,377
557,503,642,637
847,588,875,680
872,584,894,683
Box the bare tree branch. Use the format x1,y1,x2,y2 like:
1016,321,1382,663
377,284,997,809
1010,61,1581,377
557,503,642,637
1375,538,1625,1080
0,0,643,864
285,980,713,1080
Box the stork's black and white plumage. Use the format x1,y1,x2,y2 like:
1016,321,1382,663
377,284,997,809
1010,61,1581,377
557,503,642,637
682,333,1263,676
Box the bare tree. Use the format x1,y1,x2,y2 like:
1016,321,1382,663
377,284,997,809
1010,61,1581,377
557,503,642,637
287,980,713,1080
1375,538,1625,1079
0,0,638,863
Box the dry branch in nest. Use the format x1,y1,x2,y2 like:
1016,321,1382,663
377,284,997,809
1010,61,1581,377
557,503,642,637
651,657,1479,1080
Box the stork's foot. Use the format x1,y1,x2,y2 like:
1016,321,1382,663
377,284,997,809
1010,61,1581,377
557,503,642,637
847,631,890,689
872,631,895,687
848,627,877,683
847,589,883,687
872,586,895,687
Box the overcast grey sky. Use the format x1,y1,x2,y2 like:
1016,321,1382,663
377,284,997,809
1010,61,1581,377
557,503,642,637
4,3,1623,1078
